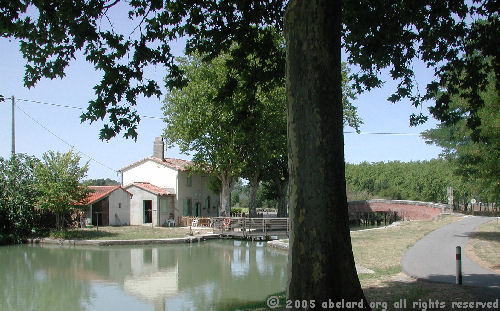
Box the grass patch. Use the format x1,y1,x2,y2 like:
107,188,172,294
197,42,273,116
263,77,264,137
49,226,213,240
362,275,483,311
211,291,286,311
465,219,500,273
354,216,496,308
351,215,460,279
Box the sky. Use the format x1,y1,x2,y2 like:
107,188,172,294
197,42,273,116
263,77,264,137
0,6,444,181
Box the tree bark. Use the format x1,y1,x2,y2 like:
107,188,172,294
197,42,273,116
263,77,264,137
276,179,288,217
55,213,61,231
248,173,259,218
220,175,233,216
285,0,368,306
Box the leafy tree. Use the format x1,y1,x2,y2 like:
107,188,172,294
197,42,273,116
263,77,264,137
258,62,362,218
0,154,40,244
35,150,91,231
83,178,119,186
206,175,222,195
163,54,248,216
3,0,497,304
422,75,499,202
241,80,287,217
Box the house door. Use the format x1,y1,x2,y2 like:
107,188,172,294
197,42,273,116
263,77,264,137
144,200,152,223
195,203,201,217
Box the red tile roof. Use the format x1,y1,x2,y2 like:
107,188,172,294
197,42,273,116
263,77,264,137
75,186,132,206
125,182,175,196
120,156,193,172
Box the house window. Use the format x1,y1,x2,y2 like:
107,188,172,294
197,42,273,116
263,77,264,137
160,199,167,213
205,196,210,210
187,175,192,187
183,198,192,216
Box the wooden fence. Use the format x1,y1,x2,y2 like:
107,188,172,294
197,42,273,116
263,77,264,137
212,217,290,238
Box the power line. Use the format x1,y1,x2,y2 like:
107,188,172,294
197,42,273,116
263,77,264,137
344,131,420,136
14,97,421,136
14,104,118,173
17,97,164,120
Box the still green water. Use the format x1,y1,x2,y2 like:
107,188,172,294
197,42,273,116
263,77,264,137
0,240,287,311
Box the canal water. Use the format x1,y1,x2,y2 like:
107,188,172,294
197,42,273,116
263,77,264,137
0,240,288,311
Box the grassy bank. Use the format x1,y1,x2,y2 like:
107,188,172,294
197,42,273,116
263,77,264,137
49,225,213,240
465,219,500,273
351,216,460,279
234,216,498,310
352,216,488,309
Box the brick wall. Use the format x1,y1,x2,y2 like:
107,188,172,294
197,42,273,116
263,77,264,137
348,199,450,220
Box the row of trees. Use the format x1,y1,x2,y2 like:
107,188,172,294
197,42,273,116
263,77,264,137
345,160,484,206
231,179,287,212
84,178,119,186
163,52,362,217
422,75,499,203
231,158,496,210
0,151,90,244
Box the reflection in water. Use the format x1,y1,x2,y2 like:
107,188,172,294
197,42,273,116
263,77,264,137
0,240,287,311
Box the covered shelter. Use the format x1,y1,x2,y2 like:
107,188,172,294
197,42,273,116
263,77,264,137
78,186,133,226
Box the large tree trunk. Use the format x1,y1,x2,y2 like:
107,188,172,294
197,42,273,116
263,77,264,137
276,179,288,217
248,173,259,218
285,0,368,306
219,175,233,216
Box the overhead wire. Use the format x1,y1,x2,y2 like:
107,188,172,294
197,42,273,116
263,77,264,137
343,131,419,136
14,104,118,173
16,97,421,135
16,97,164,120
2,95,426,178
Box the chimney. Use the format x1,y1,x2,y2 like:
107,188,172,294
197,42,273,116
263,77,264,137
153,137,164,159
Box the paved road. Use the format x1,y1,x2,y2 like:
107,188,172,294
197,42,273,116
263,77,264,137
402,216,500,293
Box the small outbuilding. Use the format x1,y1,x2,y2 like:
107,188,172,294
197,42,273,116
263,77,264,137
79,186,133,226
125,182,175,227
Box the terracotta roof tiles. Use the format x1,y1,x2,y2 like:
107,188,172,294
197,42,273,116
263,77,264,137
120,156,193,172
75,186,132,206
125,182,175,196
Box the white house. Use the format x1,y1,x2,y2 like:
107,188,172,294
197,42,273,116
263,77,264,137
120,137,220,226
79,186,132,226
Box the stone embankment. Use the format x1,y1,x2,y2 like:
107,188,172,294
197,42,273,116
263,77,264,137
27,233,220,246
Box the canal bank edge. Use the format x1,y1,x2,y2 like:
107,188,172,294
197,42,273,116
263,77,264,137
26,233,221,246
24,219,405,248
266,240,375,274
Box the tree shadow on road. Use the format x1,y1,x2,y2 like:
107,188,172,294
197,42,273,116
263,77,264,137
469,231,500,243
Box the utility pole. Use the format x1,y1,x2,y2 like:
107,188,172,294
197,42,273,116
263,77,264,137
11,95,15,156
